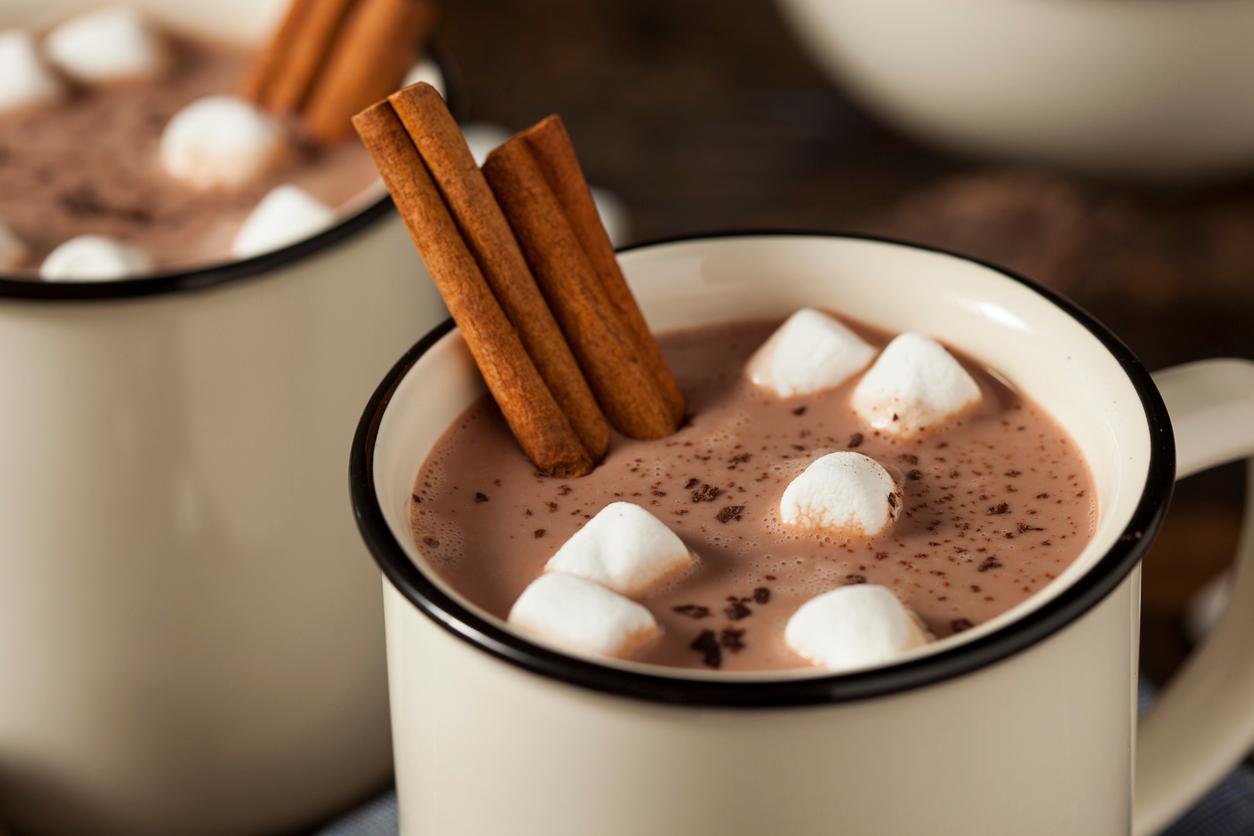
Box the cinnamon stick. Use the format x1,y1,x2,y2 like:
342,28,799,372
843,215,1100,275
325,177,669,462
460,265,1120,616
387,83,609,460
353,101,596,478
303,0,435,145
240,0,356,113
483,139,678,440
519,115,685,424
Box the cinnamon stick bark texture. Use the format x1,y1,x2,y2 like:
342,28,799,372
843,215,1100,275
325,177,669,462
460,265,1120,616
303,0,435,145
519,115,685,425
483,139,678,440
353,101,596,478
388,83,609,459
242,0,435,146
240,0,356,113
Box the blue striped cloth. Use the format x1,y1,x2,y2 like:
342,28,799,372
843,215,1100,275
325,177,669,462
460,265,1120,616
321,683,1254,836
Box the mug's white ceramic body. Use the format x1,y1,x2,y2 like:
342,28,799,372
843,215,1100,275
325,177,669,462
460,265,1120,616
354,234,1254,835
0,2,448,833
775,0,1254,180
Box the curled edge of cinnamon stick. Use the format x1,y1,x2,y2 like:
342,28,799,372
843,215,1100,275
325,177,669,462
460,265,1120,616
483,138,678,440
519,115,686,425
352,100,595,478
388,82,609,460
304,0,436,145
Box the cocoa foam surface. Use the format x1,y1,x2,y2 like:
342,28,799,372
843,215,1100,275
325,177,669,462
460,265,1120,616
411,318,1098,672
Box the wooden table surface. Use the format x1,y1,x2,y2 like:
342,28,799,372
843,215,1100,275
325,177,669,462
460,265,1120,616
438,0,1253,683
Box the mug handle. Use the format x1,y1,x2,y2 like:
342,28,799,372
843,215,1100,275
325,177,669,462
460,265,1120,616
1135,359,1254,835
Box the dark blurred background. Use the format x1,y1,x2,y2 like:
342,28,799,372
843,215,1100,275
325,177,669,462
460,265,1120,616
438,0,1253,684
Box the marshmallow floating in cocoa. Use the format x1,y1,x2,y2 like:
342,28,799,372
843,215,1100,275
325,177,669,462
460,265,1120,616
40,235,152,281
44,7,166,84
0,223,28,271
402,59,445,97
746,308,877,398
160,95,286,190
0,30,62,114
785,584,931,672
852,332,981,436
545,502,695,599
779,451,901,537
232,184,334,258
508,572,661,659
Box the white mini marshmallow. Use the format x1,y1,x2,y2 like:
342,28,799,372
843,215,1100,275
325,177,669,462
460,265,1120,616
0,223,28,271
0,30,62,113
780,451,901,537
232,184,334,258
545,502,694,599
786,584,931,672
403,59,445,97
44,8,166,84
160,96,286,190
852,332,981,436
508,572,661,659
40,235,151,281
747,308,877,398
460,122,511,167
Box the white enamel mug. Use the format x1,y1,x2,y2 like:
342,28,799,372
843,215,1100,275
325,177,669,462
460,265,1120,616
353,233,1254,835
0,2,451,834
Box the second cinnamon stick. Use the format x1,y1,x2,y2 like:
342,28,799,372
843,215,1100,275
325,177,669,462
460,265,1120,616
353,101,595,477
483,138,679,440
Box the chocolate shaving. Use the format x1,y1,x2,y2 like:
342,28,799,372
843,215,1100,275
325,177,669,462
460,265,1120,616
898,453,919,465
978,557,1004,572
724,601,752,620
691,483,722,503
906,469,923,481
845,574,868,584
719,628,746,653
533,528,546,538
951,618,975,633
716,505,745,523
474,492,490,503
987,502,1010,515
791,406,807,416
684,477,700,490
673,604,711,619
753,587,771,604
690,629,722,668
848,432,864,448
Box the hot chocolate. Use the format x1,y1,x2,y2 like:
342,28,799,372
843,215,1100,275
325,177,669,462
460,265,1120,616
0,32,378,275
411,316,1097,672
0,2,434,278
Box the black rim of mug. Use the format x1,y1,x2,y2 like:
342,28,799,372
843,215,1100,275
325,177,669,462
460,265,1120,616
350,231,1175,708
0,45,462,301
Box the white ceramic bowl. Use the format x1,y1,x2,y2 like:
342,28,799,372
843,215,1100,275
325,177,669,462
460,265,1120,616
776,0,1254,180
